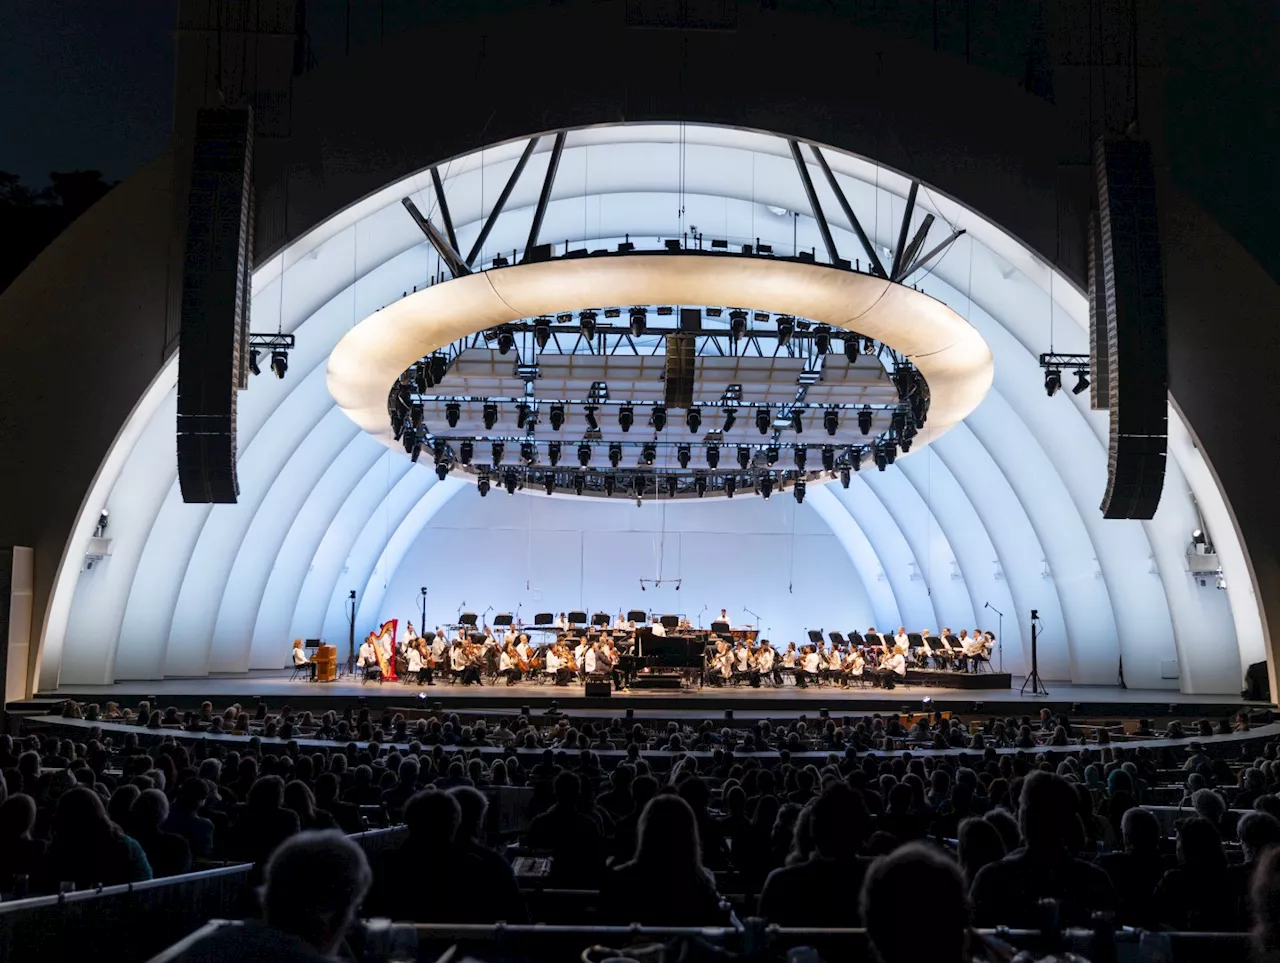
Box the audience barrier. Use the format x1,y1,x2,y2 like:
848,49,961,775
145,918,1252,963
0,827,406,963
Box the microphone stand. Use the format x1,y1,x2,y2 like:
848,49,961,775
984,602,1004,672
697,605,707,630
744,607,761,631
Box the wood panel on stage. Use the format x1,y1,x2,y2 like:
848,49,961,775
313,644,337,682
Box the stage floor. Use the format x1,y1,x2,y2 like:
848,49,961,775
33,671,1269,718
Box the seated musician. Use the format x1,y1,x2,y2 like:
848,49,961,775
515,633,532,663
450,640,477,686
357,638,380,680
291,639,316,680
583,641,602,677
824,643,845,685
845,646,866,681
935,628,957,670
914,630,936,669
499,644,522,686
796,645,821,688
430,629,448,672
708,640,731,686
756,641,780,685
482,626,500,678
572,636,589,680
733,641,750,681
615,611,629,630
874,648,907,689
651,618,667,637
406,641,428,685
503,624,518,648
781,641,798,679
678,615,693,630
865,627,883,651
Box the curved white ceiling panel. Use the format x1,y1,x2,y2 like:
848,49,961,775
39,123,1257,693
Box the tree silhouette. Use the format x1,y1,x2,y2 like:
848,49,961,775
0,170,117,294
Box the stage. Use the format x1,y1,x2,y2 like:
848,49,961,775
25,670,1269,721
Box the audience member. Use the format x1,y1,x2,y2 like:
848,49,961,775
130,789,194,878
39,787,152,891
861,842,969,963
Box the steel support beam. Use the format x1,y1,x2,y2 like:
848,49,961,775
900,227,966,281
889,181,919,280
808,145,887,278
892,213,934,282
430,167,460,254
402,197,470,278
524,130,566,255
466,136,539,268
787,139,840,265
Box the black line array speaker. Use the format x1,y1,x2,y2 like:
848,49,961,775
1094,137,1168,520
178,106,254,504
1087,211,1111,412
664,332,696,408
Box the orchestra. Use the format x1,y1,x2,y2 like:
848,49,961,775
291,609,997,691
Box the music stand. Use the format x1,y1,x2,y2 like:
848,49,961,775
848,631,865,647
828,632,846,648
459,612,478,627
710,620,731,637
469,631,487,644
420,631,436,643
494,613,513,627
907,632,923,648
592,612,611,627
568,611,588,626
661,614,679,629
627,609,647,624
534,612,554,626
806,629,824,646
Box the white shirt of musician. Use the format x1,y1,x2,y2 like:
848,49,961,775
555,615,569,629
651,621,667,637
847,652,866,675
407,647,423,672
516,639,531,660
885,652,907,676
615,615,629,628
783,647,797,668
800,651,819,672
584,647,600,674
378,635,393,660
499,651,514,672
431,637,447,661
758,647,775,672
735,647,749,671
545,651,562,672
292,646,309,666
504,630,518,647
357,642,377,667
573,642,587,665
450,645,467,670
825,648,843,671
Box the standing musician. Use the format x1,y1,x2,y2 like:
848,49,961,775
291,639,316,680
874,647,907,689
709,640,733,685
555,612,570,630
893,626,911,656
503,624,519,649
615,611,629,630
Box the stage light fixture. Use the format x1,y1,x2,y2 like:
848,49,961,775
652,406,667,432
478,474,490,497
604,475,616,496
761,475,774,500
1192,528,1206,546
516,404,530,429
858,406,873,435
874,446,887,471
391,411,404,441
791,409,804,433
249,348,261,376
410,440,422,463
695,474,707,497
433,437,447,461
634,474,647,498
1072,369,1090,395
821,445,835,471
885,442,897,465
497,329,515,354
666,475,678,497
840,468,851,488
737,446,751,470
794,479,806,504
573,474,585,495
270,349,289,379
543,474,555,495
725,475,737,498
609,443,622,468
776,316,794,345
729,309,747,340
491,441,505,465
705,444,720,468
521,441,537,464
549,404,565,430
862,336,877,355
504,469,518,495
629,307,647,337
459,440,473,465
723,407,737,432
766,446,779,466
891,408,907,434
402,427,415,454
619,406,634,432
577,442,591,466
844,337,858,361
642,443,657,465
814,326,830,354
445,402,460,427
1044,368,1062,397
823,407,839,435
580,311,597,341
795,447,807,470
436,462,449,481
686,407,702,433
548,440,561,466
584,405,599,430
483,403,498,430
430,353,447,383
677,445,691,468
851,448,862,472
533,318,551,349
409,404,424,430
756,406,771,434
417,365,432,393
